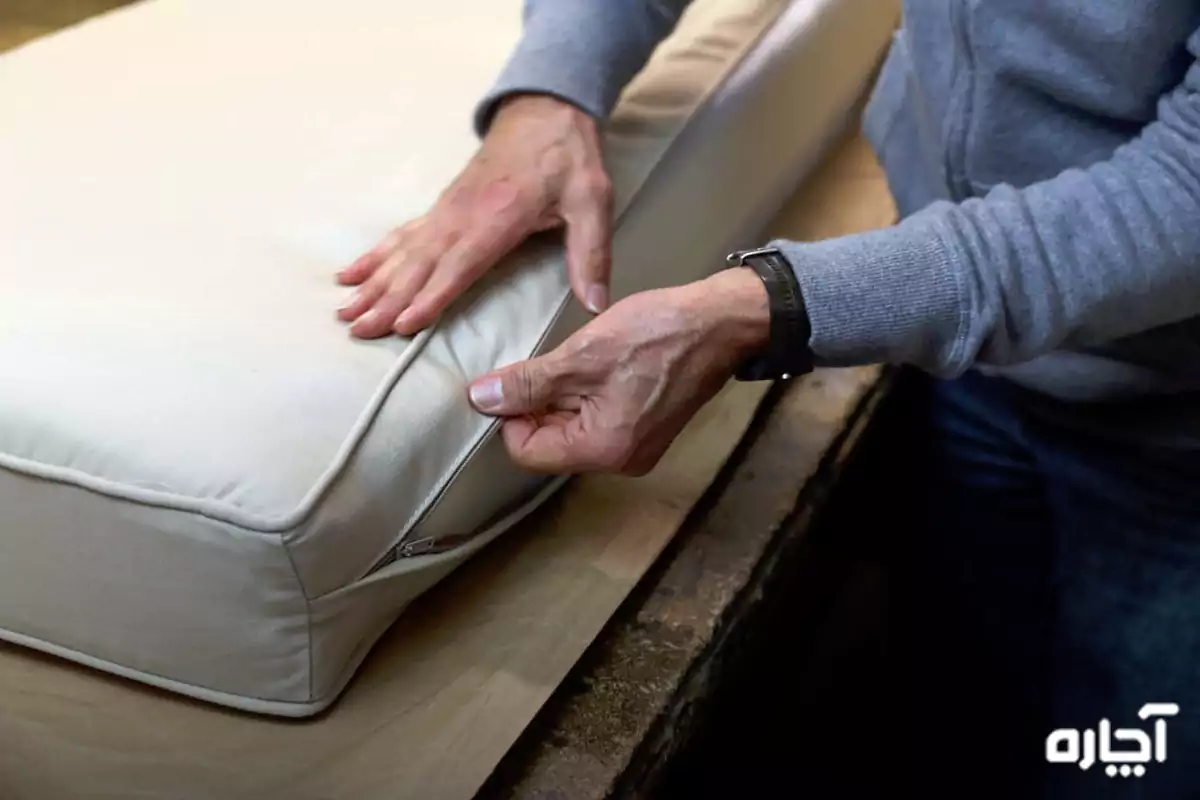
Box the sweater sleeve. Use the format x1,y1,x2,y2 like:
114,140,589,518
473,0,693,136
775,26,1200,378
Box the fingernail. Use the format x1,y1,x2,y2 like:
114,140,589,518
352,309,382,332
338,292,359,311
469,378,504,412
585,284,608,314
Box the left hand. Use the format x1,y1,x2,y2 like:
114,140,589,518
335,96,612,339
466,268,770,475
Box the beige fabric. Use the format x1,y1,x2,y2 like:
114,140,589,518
0,0,895,715
0,137,899,800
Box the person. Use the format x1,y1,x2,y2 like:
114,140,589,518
336,1,1200,796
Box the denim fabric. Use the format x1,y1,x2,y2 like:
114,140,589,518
903,369,1200,798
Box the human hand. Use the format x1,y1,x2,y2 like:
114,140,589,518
466,268,771,475
337,95,613,339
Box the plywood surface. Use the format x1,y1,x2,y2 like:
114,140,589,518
0,6,896,800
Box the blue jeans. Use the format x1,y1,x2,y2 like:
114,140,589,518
901,369,1200,799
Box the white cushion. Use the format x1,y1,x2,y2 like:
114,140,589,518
0,0,894,716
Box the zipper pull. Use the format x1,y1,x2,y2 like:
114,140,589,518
397,532,478,558
397,536,437,557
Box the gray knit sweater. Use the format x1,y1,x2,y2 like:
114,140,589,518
476,1,1200,443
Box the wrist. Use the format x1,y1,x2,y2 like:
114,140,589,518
686,268,771,361
491,93,597,134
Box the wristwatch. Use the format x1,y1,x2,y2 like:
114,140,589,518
724,246,814,382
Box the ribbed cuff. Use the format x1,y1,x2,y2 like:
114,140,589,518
769,207,969,376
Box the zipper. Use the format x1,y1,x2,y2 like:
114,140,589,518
367,474,566,574
360,421,506,577
361,531,477,576
944,0,977,201
395,532,479,558
363,268,579,577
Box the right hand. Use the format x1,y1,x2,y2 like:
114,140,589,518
336,95,615,339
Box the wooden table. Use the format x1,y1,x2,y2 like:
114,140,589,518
0,6,898,798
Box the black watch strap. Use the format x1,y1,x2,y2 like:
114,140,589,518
725,247,813,381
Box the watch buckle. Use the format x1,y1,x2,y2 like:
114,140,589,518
725,246,781,267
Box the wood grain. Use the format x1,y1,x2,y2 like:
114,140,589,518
0,0,134,51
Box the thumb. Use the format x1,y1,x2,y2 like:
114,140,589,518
468,355,562,417
563,178,613,314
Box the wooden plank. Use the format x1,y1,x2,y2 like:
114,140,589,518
0,8,896,800
0,0,134,51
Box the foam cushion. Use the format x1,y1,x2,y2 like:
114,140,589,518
0,0,894,716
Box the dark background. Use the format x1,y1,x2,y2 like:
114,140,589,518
657,374,912,798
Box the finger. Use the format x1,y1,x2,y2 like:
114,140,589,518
338,228,403,286
348,253,439,338
468,353,569,417
336,270,389,322
500,411,634,475
350,258,437,339
396,214,530,335
563,171,613,314
337,251,385,287
500,416,580,474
